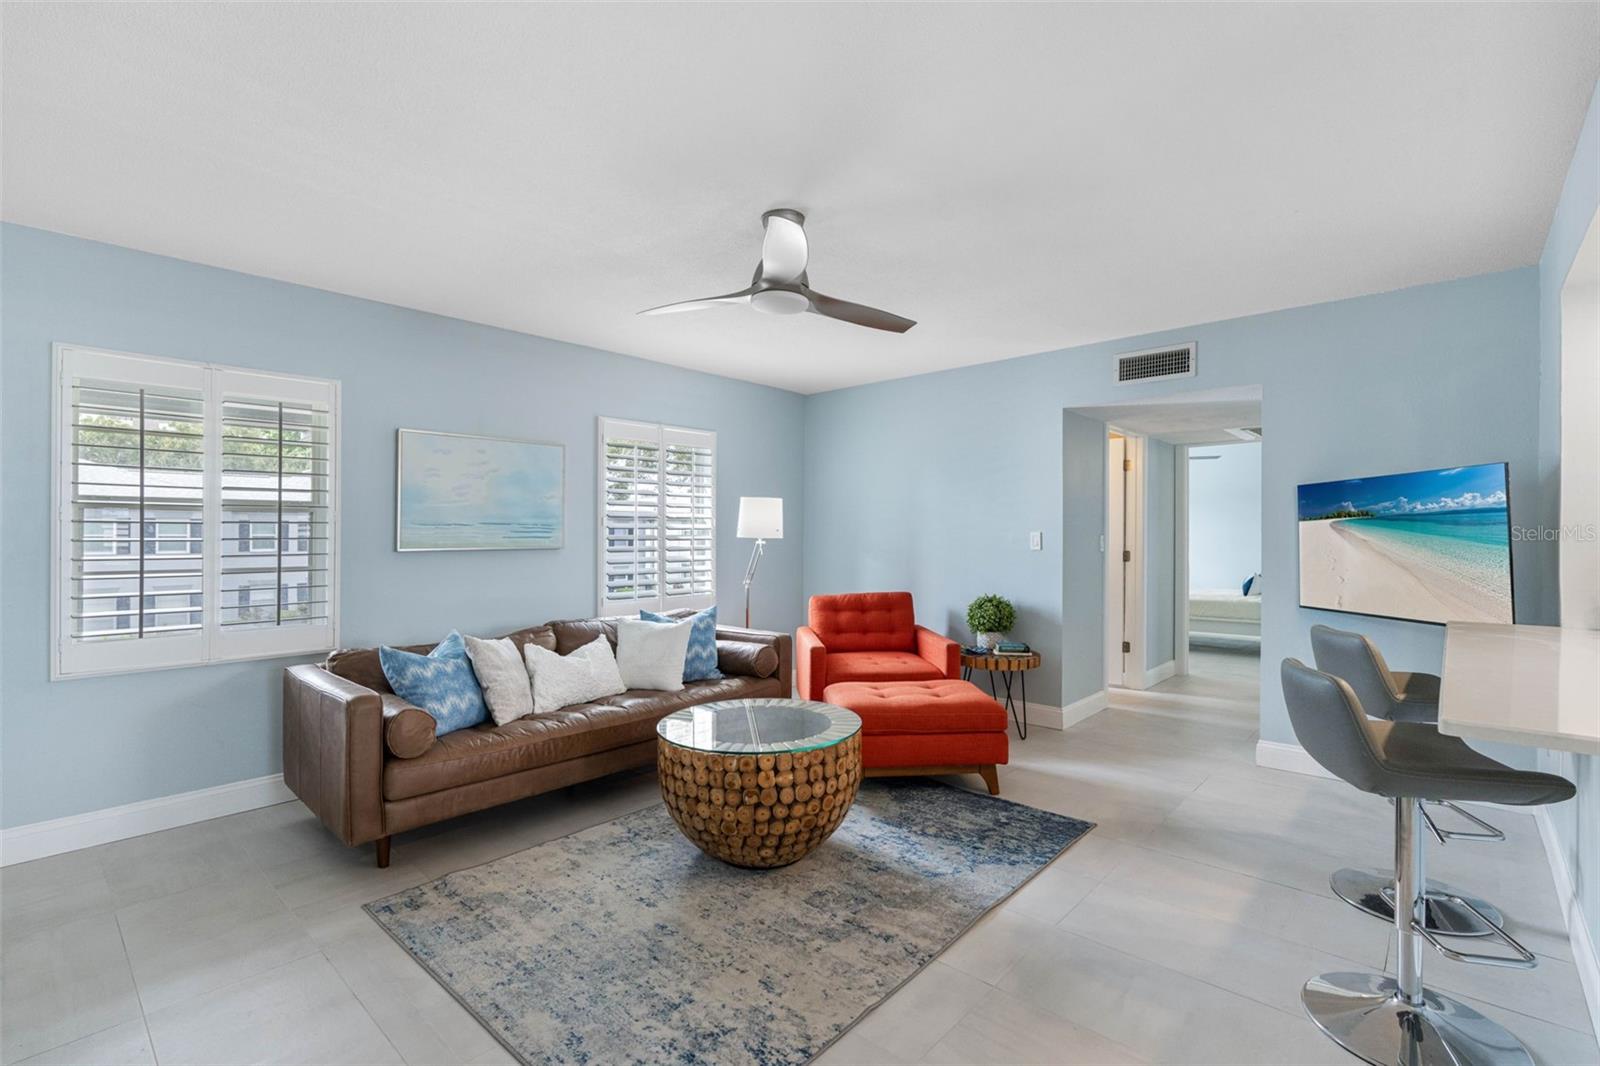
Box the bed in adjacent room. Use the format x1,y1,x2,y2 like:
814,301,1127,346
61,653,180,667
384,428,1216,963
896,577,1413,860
1189,586,1261,643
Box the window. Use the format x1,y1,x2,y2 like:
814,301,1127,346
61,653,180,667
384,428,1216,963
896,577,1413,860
54,345,338,679
597,417,715,615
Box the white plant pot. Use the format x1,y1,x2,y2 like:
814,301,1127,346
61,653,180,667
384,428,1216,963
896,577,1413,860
976,632,1000,651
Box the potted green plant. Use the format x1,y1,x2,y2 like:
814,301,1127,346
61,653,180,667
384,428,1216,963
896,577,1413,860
966,594,1016,651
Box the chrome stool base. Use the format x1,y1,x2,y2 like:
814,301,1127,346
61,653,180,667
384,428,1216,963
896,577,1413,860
1331,867,1504,937
1303,971,1532,1066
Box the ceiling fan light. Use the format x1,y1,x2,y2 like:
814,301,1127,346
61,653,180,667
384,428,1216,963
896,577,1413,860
750,288,809,316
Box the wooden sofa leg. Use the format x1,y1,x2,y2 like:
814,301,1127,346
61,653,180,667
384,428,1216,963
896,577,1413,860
375,836,391,869
979,766,1000,796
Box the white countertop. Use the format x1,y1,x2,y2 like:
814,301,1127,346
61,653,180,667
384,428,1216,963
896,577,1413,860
1438,623,1600,755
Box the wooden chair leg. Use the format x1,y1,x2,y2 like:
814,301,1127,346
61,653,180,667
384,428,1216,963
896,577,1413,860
375,836,391,869
979,765,1000,795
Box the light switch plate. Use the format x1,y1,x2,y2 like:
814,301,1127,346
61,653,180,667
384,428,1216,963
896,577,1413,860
1029,531,1043,551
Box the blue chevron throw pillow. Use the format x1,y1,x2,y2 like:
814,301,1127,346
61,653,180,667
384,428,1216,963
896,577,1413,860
379,630,488,736
642,606,723,682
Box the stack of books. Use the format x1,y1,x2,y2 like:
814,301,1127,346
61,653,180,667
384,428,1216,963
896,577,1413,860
965,641,1033,658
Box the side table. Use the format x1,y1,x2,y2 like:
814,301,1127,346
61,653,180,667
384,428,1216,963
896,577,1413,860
960,651,1040,739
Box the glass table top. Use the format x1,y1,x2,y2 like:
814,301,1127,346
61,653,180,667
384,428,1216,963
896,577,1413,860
655,698,861,754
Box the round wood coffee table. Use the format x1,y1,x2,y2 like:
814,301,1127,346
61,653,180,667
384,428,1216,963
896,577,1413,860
656,698,862,869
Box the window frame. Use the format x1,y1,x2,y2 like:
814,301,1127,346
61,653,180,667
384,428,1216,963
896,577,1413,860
51,343,341,680
595,416,716,616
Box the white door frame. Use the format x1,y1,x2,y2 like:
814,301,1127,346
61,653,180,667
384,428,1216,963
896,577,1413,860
1174,443,1191,677
1105,430,1149,689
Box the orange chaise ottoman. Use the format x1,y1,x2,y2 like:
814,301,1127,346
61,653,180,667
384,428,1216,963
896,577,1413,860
821,679,1010,795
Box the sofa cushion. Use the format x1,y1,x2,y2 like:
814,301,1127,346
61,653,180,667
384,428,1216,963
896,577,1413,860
807,592,917,652
822,680,1008,735
717,639,779,678
327,625,556,694
382,674,783,800
596,674,782,716
384,703,650,800
548,617,619,655
825,651,945,686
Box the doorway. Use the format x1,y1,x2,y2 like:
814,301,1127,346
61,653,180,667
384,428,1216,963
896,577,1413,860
1183,439,1263,683
1067,387,1263,696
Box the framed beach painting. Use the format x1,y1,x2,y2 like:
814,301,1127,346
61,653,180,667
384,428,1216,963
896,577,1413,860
1296,462,1514,625
396,429,564,551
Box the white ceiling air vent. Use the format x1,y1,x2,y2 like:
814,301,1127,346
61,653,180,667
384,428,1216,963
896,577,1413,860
1114,342,1196,384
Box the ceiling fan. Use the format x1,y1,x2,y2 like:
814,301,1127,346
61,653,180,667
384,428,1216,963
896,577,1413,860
638,209,915,333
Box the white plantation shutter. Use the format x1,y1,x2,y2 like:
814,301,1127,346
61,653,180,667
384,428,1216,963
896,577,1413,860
661,427,715,601
62,352,208,675
54,346,339,678
598,418,715,614
213,368,336,660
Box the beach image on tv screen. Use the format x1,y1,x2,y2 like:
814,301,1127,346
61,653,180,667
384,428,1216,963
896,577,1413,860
1297,463,1513,624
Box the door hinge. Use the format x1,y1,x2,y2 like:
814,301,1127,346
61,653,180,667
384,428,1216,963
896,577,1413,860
1121,641,1131,654
1123,458,1132,471
1122,549,1132,562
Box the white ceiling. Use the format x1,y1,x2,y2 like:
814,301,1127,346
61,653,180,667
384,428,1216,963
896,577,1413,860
4,4,1597,394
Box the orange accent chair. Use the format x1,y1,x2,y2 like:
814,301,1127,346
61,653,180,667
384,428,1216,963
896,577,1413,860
799,593,1006,794
796,592,961,701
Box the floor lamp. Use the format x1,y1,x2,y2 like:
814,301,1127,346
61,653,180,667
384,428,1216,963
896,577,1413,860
737,496,783,628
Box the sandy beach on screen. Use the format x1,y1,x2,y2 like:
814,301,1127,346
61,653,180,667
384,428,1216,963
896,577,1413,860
1298,518,1508,623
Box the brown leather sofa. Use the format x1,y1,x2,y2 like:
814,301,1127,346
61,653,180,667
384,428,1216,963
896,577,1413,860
282,613,792,867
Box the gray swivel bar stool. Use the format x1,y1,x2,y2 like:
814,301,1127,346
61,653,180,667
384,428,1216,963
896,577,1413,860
1311,624,1506,937
1281,658,1573,1066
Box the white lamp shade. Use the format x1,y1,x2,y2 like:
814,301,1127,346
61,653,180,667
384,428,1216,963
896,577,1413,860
736,496,783,539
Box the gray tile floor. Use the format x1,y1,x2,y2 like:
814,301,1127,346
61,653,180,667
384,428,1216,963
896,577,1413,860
2,649,1594,1065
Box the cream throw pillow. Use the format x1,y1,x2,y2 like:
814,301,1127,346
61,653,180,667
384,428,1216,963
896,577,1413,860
462,635,533,726
523,636,627,715
614,616,692,692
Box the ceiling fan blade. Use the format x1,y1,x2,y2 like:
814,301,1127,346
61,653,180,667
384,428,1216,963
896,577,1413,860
638,288,754,316
803,289,916,333
760,209,808,283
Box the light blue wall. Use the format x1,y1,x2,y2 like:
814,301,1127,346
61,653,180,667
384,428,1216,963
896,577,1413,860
1188,442,1262,591
1536,78,1600,978
1060,413,1108,703
0,224,807,828
804,267,1547,727
1143,441,1176,668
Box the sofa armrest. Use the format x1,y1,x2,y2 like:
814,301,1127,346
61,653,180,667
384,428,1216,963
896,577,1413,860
713,625,793,698
916,625,961,679
796,625,827,701
282,664,386,846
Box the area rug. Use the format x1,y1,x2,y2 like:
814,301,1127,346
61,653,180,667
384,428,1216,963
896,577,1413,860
366,779,1093,1066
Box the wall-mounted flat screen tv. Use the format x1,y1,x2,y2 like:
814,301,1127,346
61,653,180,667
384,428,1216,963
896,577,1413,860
1297,462,1514,625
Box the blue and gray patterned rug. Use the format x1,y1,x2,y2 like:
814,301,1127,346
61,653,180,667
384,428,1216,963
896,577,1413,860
366,779,1093,1066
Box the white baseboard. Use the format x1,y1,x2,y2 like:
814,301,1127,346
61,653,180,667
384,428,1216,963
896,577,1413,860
1143,660,1177,688
1,773,293,867
1059,688,1110,730
1254,739,1336,780
1536,807,1600,1041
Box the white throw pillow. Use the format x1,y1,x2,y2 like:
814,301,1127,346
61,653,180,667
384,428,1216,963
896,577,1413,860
523,637,627,715
463,634,534,726
614,617,692,692
583,635,628,696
